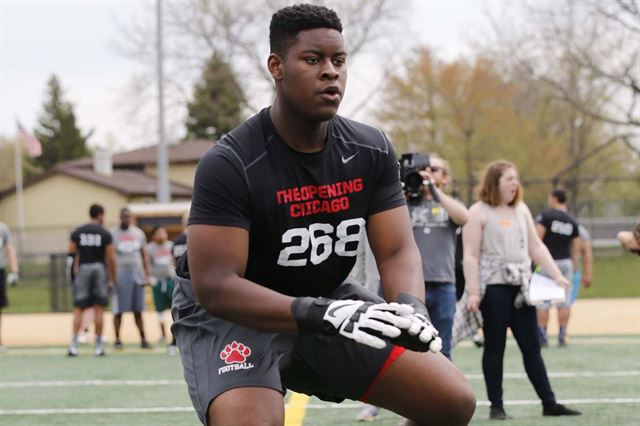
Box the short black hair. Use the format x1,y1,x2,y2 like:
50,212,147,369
270,4,342,57
89,203,104,219
551,188,567,204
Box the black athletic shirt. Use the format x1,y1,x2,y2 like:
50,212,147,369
535,209,579,259
189,108,405,297
70,223,113,265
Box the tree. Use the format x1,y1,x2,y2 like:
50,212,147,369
481,0,639,212
185,52,245,141
31,75,92,172
115,0,408,141
378,50,525,202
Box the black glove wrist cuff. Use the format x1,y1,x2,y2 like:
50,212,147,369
292,297,335,333
397,293,430,320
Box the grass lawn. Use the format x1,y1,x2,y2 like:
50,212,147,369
582,253,640,298
1,336,639,425
4,254,639,314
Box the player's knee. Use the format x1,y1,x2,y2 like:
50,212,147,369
453,384,476,425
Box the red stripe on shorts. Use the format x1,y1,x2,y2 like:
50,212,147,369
358,345,406,402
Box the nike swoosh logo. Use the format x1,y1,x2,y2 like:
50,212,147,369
324,300,361,328
341,153,357,164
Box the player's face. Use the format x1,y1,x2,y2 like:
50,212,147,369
120,210,131,228
154,227,167,242
279,28,347,121
498,167,519,205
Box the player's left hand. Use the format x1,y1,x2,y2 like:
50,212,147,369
392,293,442,353
7,272,19,287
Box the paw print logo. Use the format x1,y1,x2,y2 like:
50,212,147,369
220,340,251,364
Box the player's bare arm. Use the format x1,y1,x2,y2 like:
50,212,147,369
524,205,568,287
463,202,485,312
368,206,424,302
188,224,298,333
68,241,79,274
106,243,116,284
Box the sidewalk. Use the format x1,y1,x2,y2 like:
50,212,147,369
2,298,639,346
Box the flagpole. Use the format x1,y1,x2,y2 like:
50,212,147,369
13,138,26,258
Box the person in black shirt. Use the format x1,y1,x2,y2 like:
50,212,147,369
171,5,475,426
67,204,116,356
535,189,580,347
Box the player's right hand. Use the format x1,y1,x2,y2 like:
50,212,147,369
292,297,414,349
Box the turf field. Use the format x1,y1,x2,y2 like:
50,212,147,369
1,336,638,425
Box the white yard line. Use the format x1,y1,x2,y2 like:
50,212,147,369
0,379,184,388
3,370,639,388
2,398,639,415
306,398,640,410
465,370,640,380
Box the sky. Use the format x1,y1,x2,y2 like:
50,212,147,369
0,0,493,152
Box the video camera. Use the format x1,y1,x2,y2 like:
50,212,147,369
399,152,439,202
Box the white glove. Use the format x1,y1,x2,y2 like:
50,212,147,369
402,312,442,353
391,293,442,353
7,272,19,287
292,297,414,350
322,300,414,349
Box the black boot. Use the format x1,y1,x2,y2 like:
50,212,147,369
543,403,581,416
490,405,512,420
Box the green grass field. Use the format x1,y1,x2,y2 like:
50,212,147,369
1,336,639,425
5,254,639,314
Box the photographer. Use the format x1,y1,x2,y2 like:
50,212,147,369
403,153,469,359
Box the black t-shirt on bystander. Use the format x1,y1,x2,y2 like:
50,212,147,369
535,209,579,259
70,223,113,264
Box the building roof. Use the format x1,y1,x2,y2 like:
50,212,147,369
59,167,193,197
0,141,210,200
61,140,214,169
0,164,194,199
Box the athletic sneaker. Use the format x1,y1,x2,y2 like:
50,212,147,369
140,340,152,349
167,345,178,356
355,404,379,422
114,339,123,350
543,403,581,416
67,346,79,357
77,331,89,344
558,339,567,347
93,347,106,357
489,406,511,420
472,333,484,348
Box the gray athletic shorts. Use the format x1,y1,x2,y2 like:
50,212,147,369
539,258,574,309
112,267,146,314
72,263,108,308
171,278,404,425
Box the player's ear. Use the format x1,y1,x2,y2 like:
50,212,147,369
268,53,284,81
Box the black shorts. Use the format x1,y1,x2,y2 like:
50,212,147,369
171,278,405,425
0,268,7,308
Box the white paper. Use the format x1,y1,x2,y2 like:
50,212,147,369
528,272,566,304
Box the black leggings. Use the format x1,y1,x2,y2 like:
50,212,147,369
480,285,556,407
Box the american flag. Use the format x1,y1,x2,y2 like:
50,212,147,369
17,121,42,158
